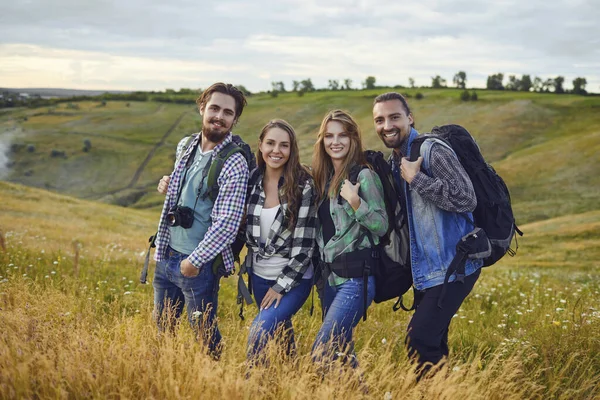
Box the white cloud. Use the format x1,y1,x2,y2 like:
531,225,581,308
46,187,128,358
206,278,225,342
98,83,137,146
0,0,598,92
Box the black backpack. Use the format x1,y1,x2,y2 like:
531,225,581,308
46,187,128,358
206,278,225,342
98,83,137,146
347,151,413,312
409,124,522,267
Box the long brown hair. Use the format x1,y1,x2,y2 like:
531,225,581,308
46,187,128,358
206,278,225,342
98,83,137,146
257,119,308,230
311,110,366,201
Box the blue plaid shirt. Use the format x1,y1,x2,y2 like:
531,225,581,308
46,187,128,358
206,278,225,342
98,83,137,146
154,133,249,273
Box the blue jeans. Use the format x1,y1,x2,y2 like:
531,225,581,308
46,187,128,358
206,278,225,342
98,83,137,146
247,272,312,362
311,276,375,368
153,247,222,357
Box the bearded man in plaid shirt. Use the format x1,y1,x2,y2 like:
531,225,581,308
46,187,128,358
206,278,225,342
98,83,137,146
153,83,249,359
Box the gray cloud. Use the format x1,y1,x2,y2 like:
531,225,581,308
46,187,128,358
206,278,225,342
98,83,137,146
0,0,598,91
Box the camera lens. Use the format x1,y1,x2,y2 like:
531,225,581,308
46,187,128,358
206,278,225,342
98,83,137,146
167,212,178,227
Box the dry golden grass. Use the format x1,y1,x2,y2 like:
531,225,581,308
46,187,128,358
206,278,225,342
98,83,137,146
1,181,599,399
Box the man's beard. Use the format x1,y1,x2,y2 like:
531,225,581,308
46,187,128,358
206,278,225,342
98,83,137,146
203,118,230,143
379,128,404,149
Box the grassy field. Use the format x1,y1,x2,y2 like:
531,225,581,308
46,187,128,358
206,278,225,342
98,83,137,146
1,89,599,398
0,181,598,399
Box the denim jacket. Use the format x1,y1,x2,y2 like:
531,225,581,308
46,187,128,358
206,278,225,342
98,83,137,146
394,129,483,290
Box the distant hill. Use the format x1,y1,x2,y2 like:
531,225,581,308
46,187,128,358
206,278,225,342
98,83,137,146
0,87,132,98
1,88,598,226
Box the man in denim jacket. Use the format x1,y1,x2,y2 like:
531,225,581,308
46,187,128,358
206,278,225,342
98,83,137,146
373,92,483,377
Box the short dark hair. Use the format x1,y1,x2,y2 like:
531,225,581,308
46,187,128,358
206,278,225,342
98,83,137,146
373,92,414,127
196,83,248,120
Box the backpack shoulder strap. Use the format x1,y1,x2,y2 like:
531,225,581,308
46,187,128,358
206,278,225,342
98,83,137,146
206,141,245,203
175,133,199,166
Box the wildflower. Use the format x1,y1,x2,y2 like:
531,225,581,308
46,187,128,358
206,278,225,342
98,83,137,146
516,311,523,315
51,271,56,274
22,274,27,277
468,320,474,324
45,275,50,279
480,311,485,315
192,311,202,320
124,291,132,295
53,261,58,265
560,299,566,304
452,366,461,372
384,392,392,400
556,308,563,312
381,338,387,345
552,321,561,326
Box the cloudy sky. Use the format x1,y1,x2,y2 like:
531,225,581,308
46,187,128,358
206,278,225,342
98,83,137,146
1,0,598,92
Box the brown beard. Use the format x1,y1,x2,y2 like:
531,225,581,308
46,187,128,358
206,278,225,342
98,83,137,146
203,129,229,144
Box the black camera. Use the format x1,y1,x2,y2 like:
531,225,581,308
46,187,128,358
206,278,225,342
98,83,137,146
166,205,194,228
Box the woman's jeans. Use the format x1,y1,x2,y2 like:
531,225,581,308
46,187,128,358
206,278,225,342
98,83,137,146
247,272,312,362
311,276,375,368
153,246,222,358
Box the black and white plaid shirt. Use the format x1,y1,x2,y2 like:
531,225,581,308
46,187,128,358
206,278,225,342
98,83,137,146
391,136,476,213
244,170,317,294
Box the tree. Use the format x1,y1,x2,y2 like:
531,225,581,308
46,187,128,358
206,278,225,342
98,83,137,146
519,75,532,92
460,89,470,101
364,76,376,90
471,91,478,101
431,75,447,88
408,77,415,88
271,81,285,93
328,79,340,91
300,79,314,92
453,71,467,89
505,75,520,91
542,78,554,92
486,73,504,90
292,80,300,92
572,77,587,95
533,77,543,92
236,84,252,96
344,78,353,90
553,76,565,94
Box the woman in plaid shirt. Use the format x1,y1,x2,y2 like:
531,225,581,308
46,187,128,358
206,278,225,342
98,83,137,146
243,120,317,364
311,110,388,369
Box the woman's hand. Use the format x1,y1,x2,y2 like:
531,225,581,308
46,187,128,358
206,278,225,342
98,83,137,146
260,288,283,310
340,179,361,210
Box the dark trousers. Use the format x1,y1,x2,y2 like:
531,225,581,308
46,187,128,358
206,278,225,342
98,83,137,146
406,268,481,376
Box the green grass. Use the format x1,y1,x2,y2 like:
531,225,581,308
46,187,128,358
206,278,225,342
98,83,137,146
2,89,599,223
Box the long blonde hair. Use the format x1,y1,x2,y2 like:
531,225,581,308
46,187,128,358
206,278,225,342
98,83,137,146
257,119,309,229
311,110,366,201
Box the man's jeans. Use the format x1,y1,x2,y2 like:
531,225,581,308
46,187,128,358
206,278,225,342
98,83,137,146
247,272,311,362
153,246,222,357
311,276,375,368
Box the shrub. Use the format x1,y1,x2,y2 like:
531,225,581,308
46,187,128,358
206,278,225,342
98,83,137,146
415,92,424,100
27,144,35,153
471,91,478,101
460,90,470,101
83,139,92,152
50,149,67,158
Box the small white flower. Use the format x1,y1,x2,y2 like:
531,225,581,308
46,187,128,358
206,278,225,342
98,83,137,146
53,261,58,265
45,275,50,279
192,311,202,319
452,366,461,372
384,392,392,400
51,271,56,274
560,299,566,304
468,320,474,324
124,291,132,295
381,338,387,345
556,308,563,312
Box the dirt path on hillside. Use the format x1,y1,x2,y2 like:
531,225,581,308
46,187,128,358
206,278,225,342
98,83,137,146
83,110,189,199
